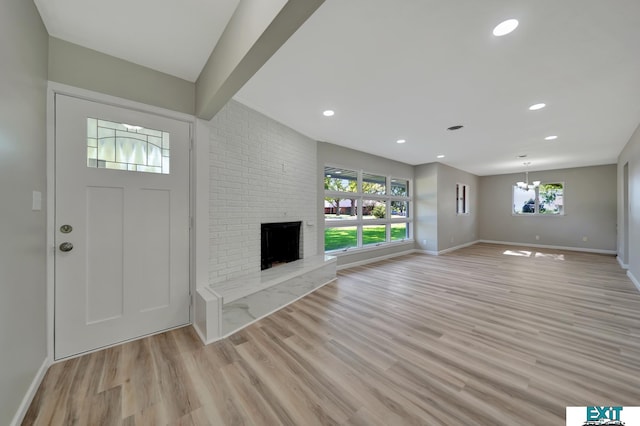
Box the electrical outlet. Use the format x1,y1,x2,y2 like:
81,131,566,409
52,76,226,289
32,191,42,211
582,236,588,242
535,235,540,240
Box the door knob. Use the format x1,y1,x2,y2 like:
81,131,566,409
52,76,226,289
59,242,73,252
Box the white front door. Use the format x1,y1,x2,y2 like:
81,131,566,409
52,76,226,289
54,94,191,359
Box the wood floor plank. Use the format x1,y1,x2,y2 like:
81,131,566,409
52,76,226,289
24,243,640,425
148,333,202,421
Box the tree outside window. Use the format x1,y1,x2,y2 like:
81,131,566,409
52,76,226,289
513,183,564,215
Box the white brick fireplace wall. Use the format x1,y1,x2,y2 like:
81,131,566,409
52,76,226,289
207,100,318,285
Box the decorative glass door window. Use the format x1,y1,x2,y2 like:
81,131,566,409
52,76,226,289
86,118,170,174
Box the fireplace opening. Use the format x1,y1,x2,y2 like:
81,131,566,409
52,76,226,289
261,221,301,270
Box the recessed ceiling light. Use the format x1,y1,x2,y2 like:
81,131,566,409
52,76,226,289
493,19,519,37
396,139,406,144
544,135,558,140
437,155,445,159
447,125,464,131
335,170,342,174
326,174,331,177
323,110,335,117
529,103,546,111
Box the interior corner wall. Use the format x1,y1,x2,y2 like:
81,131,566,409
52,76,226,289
436,163,479,252
316,142,416,266
48,37,196,115
478,164,617,252
414,163,439,252
206,100,317,285
0,0,49,423
618,122,640,282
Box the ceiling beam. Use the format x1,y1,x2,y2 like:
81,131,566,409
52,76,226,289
195,0,324,120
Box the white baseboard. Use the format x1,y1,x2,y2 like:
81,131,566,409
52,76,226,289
617,256,629,270
11,357,51,426
628,271,640,293
437,240,480,255
337,249,417,270
477,240,617,255
414,240,480,256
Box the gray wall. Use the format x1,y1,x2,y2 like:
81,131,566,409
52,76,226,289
414,162,479,253
436,163,479,252
317,142,415,266
48,37,195,115
0,0,49,423
618,123,640,281
479,164,617,251
414,163,438,252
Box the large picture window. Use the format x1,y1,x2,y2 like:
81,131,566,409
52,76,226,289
324,166,412,252
513,183,564,215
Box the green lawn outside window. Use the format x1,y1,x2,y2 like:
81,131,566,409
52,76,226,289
325,224,408,251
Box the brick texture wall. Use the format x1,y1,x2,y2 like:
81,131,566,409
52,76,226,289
207,100,318,284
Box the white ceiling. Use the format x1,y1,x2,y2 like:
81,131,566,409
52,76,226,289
34,0,240,82
35,0,640,175
236,0,640,175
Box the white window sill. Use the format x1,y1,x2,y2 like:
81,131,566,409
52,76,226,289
512,213,565,217
325,239,415,256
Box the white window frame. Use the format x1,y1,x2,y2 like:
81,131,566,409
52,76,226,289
324,167,413,253
512,182,565,216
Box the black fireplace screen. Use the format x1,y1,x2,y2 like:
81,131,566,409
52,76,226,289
261,221,301,270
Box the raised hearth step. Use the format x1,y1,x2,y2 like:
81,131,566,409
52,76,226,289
210,255,336,304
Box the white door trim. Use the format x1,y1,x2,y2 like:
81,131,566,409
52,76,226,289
46,81,196,362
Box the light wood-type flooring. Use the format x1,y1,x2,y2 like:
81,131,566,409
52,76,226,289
24,243,640,425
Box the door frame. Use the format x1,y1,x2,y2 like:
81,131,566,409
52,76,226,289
46,82,197,361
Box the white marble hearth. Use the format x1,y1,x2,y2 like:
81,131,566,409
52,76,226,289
196,255,336,342
221,262,336,335
213,255,336,304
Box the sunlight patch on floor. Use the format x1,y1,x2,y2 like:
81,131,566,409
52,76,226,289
502,249,565,261
534,252,565,260
503,250,532,257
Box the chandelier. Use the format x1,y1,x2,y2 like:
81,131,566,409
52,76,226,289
516,162,540,190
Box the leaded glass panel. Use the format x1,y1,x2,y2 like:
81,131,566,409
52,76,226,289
86,118,170,174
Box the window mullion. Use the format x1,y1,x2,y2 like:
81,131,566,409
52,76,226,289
387,199,392,242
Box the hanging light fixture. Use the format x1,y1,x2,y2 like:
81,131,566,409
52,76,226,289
516,162,541,190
